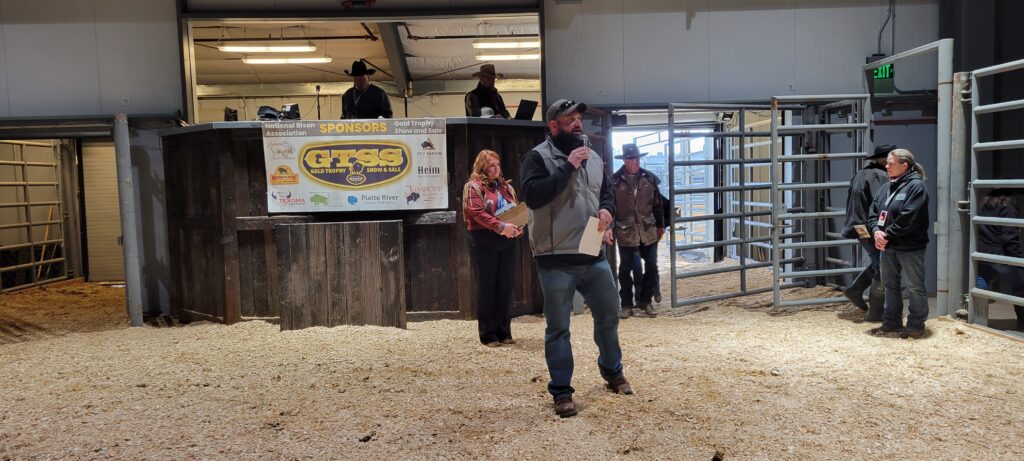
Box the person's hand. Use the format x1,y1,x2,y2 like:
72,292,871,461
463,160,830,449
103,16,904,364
657,227,665,241
873,230,888,251
499,223,521,238
567,147,590,169
597,208,613,232
603,229,614,245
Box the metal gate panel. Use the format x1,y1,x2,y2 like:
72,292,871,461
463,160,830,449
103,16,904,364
769,95,870,309
667,103,804,308
0,140,68,291
968,58,1024,325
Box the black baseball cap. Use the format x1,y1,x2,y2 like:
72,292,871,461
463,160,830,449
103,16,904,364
546,99,587,121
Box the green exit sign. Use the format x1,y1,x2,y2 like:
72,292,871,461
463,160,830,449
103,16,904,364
873,63,894,80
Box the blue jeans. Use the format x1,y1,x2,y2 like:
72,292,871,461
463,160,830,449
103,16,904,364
618,243,659,306
537,259,624,401
860,239,881,281
880,248,929,331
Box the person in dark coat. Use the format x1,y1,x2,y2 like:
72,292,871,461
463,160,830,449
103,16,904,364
866,149,931,339
841,144,895,321
465,64,511,119
975,189,1024,327
611,144,664,318
341,60,393,119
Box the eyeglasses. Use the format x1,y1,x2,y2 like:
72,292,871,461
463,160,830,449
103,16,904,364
558,100,576,111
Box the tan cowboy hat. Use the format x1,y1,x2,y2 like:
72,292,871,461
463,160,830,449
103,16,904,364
615,143,647,160
472,64,503,78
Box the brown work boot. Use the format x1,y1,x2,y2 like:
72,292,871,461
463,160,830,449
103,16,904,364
899,328,925,339
554,396,578,418
640,302,657,317
606,376,634,395
869,324,902,336
864,280,885,322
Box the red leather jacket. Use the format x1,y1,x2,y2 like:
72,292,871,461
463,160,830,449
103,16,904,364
463,178,519,232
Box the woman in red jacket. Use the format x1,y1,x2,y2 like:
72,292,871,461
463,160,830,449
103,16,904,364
463,149,523,346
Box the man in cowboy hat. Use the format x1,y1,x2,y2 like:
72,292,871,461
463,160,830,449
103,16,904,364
611,143,664,319
520,98,631,418
341,60,393,119
841,143,896,321
465,64,511,119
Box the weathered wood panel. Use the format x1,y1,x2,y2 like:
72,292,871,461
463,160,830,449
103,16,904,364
276,221,405,331
164,122,543,325
448,123,546,318
163,130,229,323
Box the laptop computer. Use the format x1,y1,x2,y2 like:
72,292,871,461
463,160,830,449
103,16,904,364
514,99,538,120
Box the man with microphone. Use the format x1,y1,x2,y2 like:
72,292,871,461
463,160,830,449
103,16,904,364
521,99,631,418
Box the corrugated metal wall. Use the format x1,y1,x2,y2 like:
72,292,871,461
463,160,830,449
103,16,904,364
81,141,124,282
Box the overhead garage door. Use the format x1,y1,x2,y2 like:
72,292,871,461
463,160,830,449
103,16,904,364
81,141,124,282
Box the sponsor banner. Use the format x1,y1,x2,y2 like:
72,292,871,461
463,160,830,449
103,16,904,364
263,119,447,212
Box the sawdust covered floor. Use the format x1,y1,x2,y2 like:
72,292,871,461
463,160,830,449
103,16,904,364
0,280,127,344
2,286,1024,459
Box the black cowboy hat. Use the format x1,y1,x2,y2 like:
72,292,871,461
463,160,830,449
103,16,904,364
615,143,647,160
472,64,504,78
869,143,897,159
344,60,376,77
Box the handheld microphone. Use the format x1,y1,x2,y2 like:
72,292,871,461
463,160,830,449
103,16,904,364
579,134,589,169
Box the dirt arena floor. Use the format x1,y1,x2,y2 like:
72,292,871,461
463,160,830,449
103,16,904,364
2,279,1024,460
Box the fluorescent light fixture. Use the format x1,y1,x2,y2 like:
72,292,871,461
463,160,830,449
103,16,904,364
219,45,317,53
472,39,541,49
242,56,333,64
475,53,541,61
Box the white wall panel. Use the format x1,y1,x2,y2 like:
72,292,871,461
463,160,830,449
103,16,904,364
184,0,538,11
622,0,709,104
0,0,182,118
0,0,102,117
0,22,8,117
708,0,796,101
95,0,182,115
793,0,882,95
543,0,940,107
543,0,623,105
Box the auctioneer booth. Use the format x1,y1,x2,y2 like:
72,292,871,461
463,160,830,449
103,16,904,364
160,118,545,330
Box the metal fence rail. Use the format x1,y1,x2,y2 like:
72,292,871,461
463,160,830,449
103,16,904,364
0,140,68,292
668,103,806,308
769,94,871,309
968,57,1024,325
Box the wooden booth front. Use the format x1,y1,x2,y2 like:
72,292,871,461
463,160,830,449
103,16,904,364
161,118,546,328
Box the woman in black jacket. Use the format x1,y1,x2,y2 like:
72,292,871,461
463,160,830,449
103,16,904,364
866,149,930,338
976,189,1024,327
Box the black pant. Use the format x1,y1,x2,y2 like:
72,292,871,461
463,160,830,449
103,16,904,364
617,243,658,307
468,230,517,344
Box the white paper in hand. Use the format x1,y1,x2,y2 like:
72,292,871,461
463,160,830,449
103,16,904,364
578,216,603,256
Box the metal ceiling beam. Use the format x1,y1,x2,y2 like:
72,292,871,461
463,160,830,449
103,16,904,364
378,22,411,98
194,35,375,42
196,80,540,99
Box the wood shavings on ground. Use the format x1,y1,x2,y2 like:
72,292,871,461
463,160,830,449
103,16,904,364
0,280,127,344
2,281,1024,460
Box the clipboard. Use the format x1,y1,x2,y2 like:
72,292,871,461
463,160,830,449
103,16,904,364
578,217,604,256
495,202,529,227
